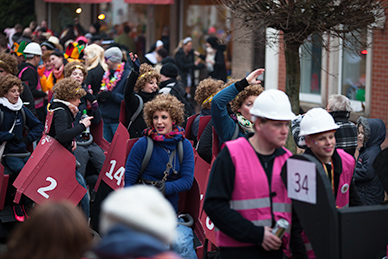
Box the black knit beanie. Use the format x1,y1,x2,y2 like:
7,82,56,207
160,63,178,78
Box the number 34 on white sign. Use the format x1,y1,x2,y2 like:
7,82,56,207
287,159,316,204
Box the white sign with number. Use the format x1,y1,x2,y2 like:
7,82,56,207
287,158,316,204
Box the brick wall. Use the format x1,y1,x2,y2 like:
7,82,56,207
371,27,388,127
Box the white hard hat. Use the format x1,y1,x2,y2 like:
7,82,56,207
299,107,339,136
24,42,42,56
249,89,295,120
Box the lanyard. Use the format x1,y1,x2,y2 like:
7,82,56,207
322,160,334,194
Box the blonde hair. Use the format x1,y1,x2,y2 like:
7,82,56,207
53,78,86,101
194,78,224,109
143,94,185,127
135,63,160,92
84,44,108,71
173,39,184,57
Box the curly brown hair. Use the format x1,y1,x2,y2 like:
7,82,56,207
231,84,264,113
52,77,86,101
64,61,88,79
194,78,224,109
143,94,185,127
135,63,160,92
0,53,18,75
0,74,23,97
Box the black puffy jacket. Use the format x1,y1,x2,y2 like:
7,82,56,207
355,117,386,205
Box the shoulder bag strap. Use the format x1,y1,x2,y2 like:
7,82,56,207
127,94,144,131
139,136,154,176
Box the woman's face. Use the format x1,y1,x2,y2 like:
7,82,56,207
206,42,215,54
68,98,81,107
50,55,63,69
142,77,158,93
44,59,53,71
153,110,174,135
4,85,20,104
83,52,90,65
239,95,258,122
358,124,365,146
183,41,193,53
0,67,9,76
70,68,84,84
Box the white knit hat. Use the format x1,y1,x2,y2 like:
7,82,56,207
100,186,177,244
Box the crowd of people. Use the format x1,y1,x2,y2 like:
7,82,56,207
0,19,386,259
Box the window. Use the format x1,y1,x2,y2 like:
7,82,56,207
299,34,323,103
340,31,367,112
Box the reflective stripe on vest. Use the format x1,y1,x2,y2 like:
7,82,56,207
217,137,292,248
230,198,291,213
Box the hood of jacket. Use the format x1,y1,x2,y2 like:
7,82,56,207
93,224,168,259
357,117,386,148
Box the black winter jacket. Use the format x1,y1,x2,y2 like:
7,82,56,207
84,63,105,97
18,62,47,99
175,48,204,87
47,102,86,151
124,70,157,138
159,78,195,118
355,117,386,205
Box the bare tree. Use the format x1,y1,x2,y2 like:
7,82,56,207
220,0,387,152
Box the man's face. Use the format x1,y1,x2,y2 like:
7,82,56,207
256,119,290,149
306,131,336,163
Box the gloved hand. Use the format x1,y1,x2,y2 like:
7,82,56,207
129,52,140,73
85,92,97,103
97,91,112,102
12,134,23,144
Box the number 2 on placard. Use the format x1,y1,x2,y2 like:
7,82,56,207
105,160,125,186
294,172,309,194
37,177,57,199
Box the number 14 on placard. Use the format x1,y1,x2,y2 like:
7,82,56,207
287,159,316,204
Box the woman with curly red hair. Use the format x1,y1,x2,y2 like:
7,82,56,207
125,93,196,258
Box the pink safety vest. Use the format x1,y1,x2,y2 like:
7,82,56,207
19,66,44,109
217,137,292,248
300,149,355,259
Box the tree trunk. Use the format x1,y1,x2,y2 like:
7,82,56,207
284,41,302,154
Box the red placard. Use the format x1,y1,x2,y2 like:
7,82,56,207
94,123,129,191
13,135,86,205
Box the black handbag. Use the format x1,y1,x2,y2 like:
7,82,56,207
137,148,176,194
